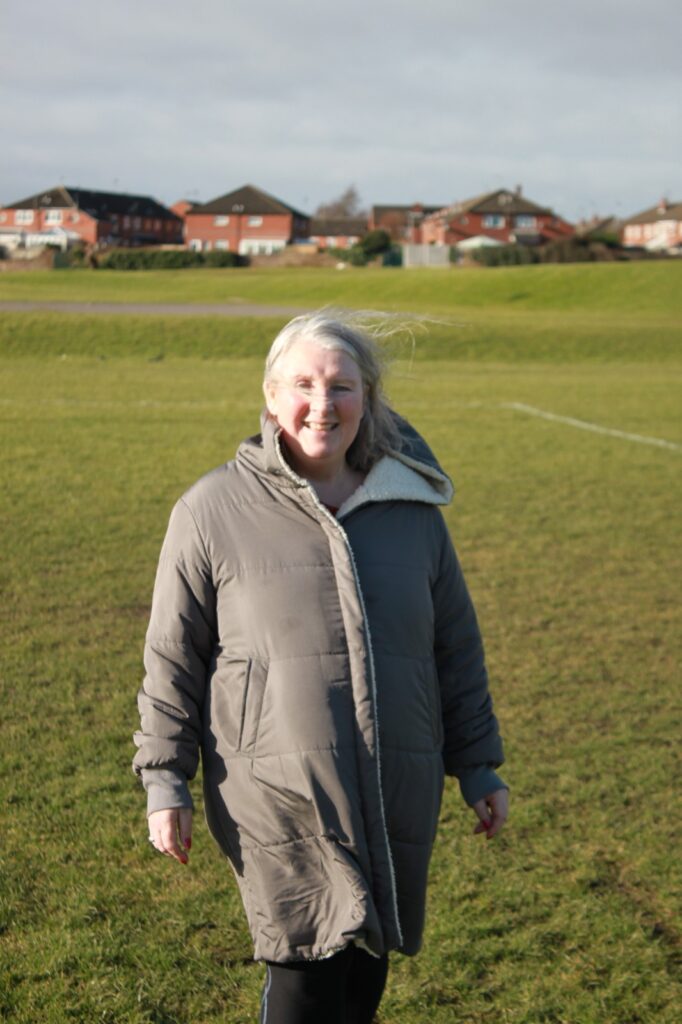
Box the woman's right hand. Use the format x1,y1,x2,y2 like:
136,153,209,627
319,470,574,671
148,807,193,865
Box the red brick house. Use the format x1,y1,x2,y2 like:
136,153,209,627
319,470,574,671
308,217,367,250
369,203,443,242
622,198,682,251
0,185,182,248
184,184,310,256
420,188,574,246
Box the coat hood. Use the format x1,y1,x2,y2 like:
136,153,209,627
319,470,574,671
237,411,454,516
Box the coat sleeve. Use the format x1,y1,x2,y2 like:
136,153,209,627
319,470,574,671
132,497,217,780
432,514,505,778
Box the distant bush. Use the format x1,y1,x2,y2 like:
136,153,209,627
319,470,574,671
358,229,392,257
203,250,245,268
470,236,629,267
471,245,539,267
99,248,248,270
345,246,368,266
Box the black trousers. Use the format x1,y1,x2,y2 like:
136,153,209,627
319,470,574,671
260,945,389,1024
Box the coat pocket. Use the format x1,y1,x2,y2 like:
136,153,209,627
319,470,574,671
239,657,268,754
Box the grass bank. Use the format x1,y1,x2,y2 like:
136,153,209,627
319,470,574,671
0,260,681,316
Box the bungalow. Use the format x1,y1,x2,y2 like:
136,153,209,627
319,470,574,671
0,185,182,248
622,198,682,251
184,184,310,256
308,217,367,250
420,188,574,247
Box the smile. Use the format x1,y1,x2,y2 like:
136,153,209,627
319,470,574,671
303,423,338,432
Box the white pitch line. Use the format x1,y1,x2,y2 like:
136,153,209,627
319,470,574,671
502,402,681,453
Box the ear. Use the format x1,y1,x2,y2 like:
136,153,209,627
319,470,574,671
263,380,279,418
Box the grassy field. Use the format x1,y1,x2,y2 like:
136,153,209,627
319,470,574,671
1,264,681,1023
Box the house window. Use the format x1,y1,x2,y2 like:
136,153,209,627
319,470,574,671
0,213,6,223
214,215,229,226
215,240,229,250
15,209,34,225
154,219,161,230
133,217,141,229
247,216,263,227
482,214,505,228
71,212,80,224
123,216,131,229
45,209,63,225
515,215,536,228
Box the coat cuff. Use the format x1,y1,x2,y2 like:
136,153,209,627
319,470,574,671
456,765,508,807
141,767,194,816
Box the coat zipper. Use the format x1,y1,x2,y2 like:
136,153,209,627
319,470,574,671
273,435,404,947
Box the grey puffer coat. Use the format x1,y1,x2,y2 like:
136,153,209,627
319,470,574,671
133,417,504,963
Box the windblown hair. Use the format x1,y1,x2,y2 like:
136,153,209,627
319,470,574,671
263,309,402,473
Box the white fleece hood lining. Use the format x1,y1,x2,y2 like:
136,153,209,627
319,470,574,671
337,453,453,520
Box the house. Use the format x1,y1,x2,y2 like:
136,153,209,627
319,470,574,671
0,185,182,249
308,217,367,250
183,184,310,256
420,187,574,247
622,198,682,251
369,203,443,242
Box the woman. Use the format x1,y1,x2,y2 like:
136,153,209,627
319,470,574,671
134,311,508,1024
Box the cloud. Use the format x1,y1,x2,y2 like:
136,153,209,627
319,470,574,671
1,0,679,219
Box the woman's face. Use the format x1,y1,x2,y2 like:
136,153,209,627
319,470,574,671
264,339,366,479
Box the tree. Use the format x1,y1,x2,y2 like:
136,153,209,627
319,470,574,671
314,185,366,219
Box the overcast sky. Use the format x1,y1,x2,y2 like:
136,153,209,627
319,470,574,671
1,0,680,222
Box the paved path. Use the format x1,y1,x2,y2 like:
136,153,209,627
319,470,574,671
0,300,309,317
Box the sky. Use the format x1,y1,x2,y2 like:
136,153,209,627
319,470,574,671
1,0,680,223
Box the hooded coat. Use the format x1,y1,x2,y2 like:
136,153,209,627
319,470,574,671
133,417,504,963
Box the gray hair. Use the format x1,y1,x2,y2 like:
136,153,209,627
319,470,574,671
264,310,401,473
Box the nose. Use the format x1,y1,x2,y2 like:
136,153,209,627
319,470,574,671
309,389,335,409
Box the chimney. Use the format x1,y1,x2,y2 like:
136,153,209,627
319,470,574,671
515,184,522,197
657,197,668,214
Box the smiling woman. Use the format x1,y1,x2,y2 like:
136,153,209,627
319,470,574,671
133,309,508,1024
263,340,367,507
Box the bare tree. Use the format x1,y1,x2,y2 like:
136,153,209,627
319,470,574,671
314,185,366,219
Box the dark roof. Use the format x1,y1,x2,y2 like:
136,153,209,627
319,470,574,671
624,201,682,225
372,203,442,219
190,184,309,219
309,217,367,236
442,188,554,218
3,185,181,221
576,216,623,238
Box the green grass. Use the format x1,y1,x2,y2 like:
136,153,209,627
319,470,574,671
1,268,681,1022
0,261,681,316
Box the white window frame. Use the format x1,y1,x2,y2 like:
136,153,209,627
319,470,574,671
214,215,230,226
482,214,505,228
515,215,536,229
15,209,34,225
45,209,63,225
247,215,263,227
215,239,229,250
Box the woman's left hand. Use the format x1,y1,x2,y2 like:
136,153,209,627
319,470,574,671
472,787,509,840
